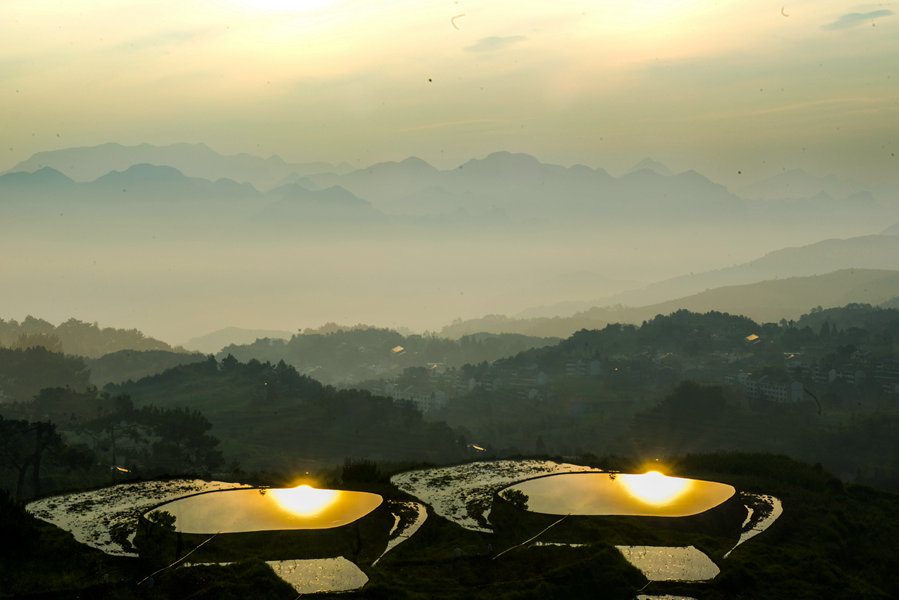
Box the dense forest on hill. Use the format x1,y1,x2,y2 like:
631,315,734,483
105,356,466,469
0,389,221,500
85,349,207,386
216,327,558,385
0,346,91,403
0,316,176,358
3,453,899,599
0,349,467,498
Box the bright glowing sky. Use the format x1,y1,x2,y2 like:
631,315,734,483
2,1,897,186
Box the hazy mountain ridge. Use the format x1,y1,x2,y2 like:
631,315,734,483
84,349,207,386
183,326,295,354
4,144,898,236
441,269,899,338
4,142,353,189
257,184,388,224
625,156,673,176
313,150,743,221
0,162,384,235
524,234,899,317
91,163,259,201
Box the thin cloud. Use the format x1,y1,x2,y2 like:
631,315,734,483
398,118,522,132
464,36,527,53
111,30,206,52
822,9,893,30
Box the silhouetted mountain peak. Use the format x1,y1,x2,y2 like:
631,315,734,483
673,169,728,190
455,152,550,180
626,157,672,176
468,151,542,168
0,166,73,186
399,156,436,170
358,156,438,176
93,163,188,184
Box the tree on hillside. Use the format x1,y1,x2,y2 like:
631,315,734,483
626,381,736,457
137,406,223,473
9,333,63,353
0,417,63,500
0,418,34,499
80,397,223,475
0,347,91,404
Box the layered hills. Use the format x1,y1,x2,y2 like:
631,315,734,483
521,233,899,317
441,269,899,338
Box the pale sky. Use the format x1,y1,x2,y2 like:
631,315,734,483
2,0,897,187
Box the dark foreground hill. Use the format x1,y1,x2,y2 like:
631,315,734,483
2,454,897,599
106,356,467,469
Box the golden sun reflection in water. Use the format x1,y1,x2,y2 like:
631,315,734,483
268,485,340,516
618,471,693,505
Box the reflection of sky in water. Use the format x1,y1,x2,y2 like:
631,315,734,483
506,472,734,517
155,486,382,533
269,485,340,516
618,471,692,505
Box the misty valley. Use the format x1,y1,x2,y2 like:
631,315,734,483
4,143,899,340
3,143,899,599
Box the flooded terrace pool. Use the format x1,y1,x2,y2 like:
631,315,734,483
502,471,734,517
151,485,383,534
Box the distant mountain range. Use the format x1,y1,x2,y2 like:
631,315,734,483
4,143,897,237
4,142,354,189
625,157,673,176
441,269,899,338
300,150,745,222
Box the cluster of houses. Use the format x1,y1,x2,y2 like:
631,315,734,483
728,351,899,404
369,360,604,413
368,338,899,414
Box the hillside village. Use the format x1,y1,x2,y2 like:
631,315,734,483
362,306,899,416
